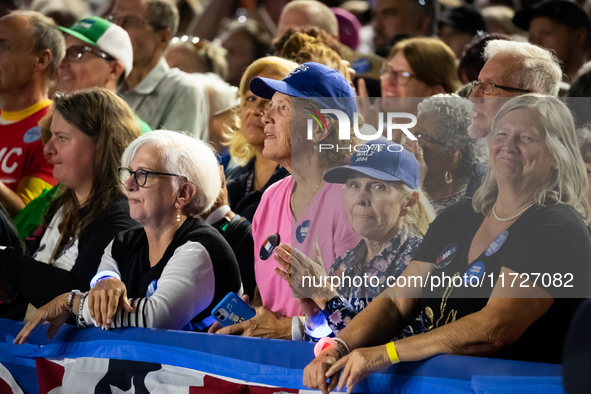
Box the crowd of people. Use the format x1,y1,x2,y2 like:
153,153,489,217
2,0,591,392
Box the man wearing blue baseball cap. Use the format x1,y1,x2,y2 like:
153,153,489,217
214,62,362,340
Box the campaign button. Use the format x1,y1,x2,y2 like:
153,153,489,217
296,220,311,243
436,243,458,269
146,279,158,299
464,261,485,285
23,126,41,143
485,230,508,256
260,233,280,260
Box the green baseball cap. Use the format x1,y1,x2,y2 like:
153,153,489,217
59,16,134,77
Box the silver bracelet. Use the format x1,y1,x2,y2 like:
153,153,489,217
77,292,89,327
334,337,351,355
67,290,81,314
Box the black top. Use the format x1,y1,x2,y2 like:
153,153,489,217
413,198,591,363
111,217,242,329
0,195,136,309
225,158,289,223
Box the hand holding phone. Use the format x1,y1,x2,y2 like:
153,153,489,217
211,292,256,327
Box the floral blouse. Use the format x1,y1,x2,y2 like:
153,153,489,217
324,225,422,335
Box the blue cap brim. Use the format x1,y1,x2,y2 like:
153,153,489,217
250,76,310,100
324,166,405,184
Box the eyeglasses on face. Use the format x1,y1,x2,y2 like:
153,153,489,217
380,63,416,85
471,80,532,95
118,167,181,188
65,45,114,63
107,14,165,31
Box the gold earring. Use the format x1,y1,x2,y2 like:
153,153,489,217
444,171,453,184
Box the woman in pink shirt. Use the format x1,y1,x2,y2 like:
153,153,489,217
215,62,361,339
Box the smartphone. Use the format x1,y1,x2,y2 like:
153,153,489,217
211,292,256,327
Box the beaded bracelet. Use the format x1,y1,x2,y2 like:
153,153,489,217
67,290,81,314
333,337,351,355
77,292,89,327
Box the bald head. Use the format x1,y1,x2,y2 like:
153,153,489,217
277,0,339,39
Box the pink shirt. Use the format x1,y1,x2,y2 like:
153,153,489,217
253,176,361,316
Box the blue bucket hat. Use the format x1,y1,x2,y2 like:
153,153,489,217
249,62,357,118
323,139,420,190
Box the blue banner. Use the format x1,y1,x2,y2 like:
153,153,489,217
0,318,564,393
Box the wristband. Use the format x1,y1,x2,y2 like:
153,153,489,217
314,337,339,357
90,271,120,288
304,313,332,339
291,316,305,341
67,290,81,314
386,341,400,364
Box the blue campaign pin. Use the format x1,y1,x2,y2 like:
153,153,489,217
296,220,311,243
435,243,458,269
485,230,509,256
23,126,41,143
260,233,280,260
146,279,158,299
464,261,485,285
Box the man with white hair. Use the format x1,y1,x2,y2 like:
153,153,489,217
465,39,561,196
468,39,562,139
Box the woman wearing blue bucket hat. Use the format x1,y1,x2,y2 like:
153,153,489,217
274,139,435,338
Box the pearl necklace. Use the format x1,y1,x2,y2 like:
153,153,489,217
492,202,535,222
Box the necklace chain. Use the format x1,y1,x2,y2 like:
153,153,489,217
306,179,323,207
492,202,534,222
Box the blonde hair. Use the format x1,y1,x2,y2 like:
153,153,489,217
227,56,298,165
397,183,435,236
473,95,591,223
277,32,353,81
389,37,460,93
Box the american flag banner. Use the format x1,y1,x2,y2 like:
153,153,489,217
0,318,564,394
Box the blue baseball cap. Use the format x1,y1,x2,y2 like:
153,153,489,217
323,139,420,190
249,62,357,118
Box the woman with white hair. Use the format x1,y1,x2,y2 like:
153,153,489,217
15,131,242,342
406,94,477,213
303,95,591,393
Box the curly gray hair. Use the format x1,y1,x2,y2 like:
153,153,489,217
417,94,476,183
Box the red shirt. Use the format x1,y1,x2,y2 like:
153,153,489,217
0,105,56,193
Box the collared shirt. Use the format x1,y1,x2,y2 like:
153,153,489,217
118,58,208,140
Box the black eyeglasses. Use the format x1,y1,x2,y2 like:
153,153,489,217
107,14,165,31
119,167,181,187
416,133,442,145
65,45,114,63
471,80,531,95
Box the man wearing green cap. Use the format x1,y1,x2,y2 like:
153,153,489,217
110,0,208,141
57,16,150,134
